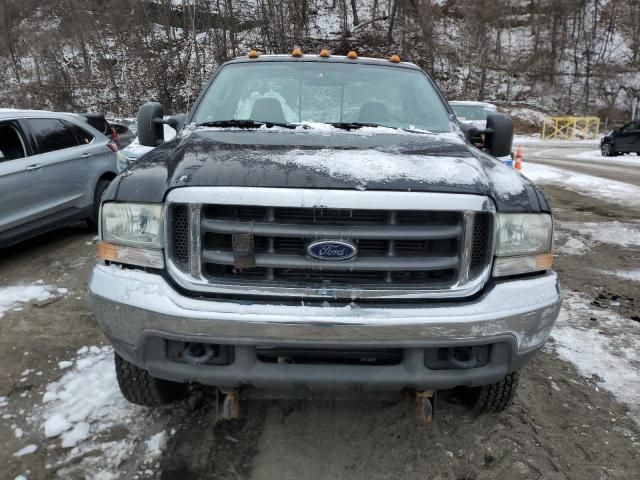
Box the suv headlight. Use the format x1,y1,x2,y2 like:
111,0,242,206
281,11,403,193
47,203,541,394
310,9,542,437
493,213,553,277
98,203,164,268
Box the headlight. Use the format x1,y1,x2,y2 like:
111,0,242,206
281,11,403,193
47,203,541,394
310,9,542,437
495,213,552,257
493,213,553,277
101,203,164,248
99,203,165,269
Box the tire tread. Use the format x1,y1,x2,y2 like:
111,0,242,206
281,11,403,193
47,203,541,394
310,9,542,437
115,353,186,407
471,371,520,413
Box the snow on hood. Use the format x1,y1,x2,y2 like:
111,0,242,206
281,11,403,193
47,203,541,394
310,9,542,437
267,148,484,187
117,129,539,211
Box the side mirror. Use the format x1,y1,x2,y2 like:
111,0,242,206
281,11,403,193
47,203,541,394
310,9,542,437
485,113,514,157
137,102,165,147
459,123,484,146
166,114,187,131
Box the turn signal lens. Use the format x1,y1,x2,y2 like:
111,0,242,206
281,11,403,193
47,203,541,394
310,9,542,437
493,253,554,277
97,241,165,269
347,50,358,59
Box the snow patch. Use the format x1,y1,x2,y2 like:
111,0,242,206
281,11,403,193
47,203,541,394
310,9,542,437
599,270,640,282
559,221,640,248
514,135,599,147
557,237,589,255
552,292,640,425
13,444,38,457
570,150,640,166
145,431,168,457
524,163,640,208
35,346,170,478
58,360,73,370
0,284,57,318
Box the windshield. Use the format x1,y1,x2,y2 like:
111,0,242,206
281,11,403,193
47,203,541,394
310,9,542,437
192,62,452,132
451,104,494,121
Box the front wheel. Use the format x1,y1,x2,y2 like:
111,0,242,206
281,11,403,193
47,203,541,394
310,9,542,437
601,143,616,157
463,370,520,413
115,353,188,407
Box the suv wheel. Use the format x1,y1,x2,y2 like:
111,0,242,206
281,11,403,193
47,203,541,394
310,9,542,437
463,370,520,413
87,179,112,230
601,143,615,157
115,353,188,407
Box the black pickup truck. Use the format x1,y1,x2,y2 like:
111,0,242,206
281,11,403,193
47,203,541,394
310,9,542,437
89,52,561,417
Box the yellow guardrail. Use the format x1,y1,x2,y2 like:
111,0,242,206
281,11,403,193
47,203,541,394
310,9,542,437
541,116,600,140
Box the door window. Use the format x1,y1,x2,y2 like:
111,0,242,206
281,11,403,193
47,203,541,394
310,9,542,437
63,120,95,145
26,118,80,154
0,124,27,161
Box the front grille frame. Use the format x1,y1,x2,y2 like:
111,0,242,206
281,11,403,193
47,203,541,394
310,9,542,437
164,187,495,300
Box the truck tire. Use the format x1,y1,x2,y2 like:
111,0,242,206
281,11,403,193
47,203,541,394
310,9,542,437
87,179,112,230
115,353,187,407
466,370,520,413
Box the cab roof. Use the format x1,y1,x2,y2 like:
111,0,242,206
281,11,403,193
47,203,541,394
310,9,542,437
224,53,422,70
0,108,85,122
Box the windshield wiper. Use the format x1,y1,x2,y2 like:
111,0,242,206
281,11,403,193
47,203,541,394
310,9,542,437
329,122,397,131
196,119,299,129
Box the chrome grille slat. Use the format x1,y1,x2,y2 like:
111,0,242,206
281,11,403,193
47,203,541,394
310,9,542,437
165,188,495,300
201,218,463,240
202,251,459,271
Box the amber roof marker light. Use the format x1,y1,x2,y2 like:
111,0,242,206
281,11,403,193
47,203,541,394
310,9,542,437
319,49,331,58
390,54,401,63
292,48,303,57
346,50,358,59
248,50,259,58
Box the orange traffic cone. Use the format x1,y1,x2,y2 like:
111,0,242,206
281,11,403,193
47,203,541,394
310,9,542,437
515,145,523,170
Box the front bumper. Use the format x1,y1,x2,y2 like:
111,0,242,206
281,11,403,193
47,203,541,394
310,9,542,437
89,264,562,390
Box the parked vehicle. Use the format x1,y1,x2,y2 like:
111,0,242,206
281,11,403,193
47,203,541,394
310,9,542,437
450,101,514,163
600,120,640,156
0,110,118,247
109,122,136,149
89,53,561,417
449,101,498,130
117,124,176,173
78,113,135,149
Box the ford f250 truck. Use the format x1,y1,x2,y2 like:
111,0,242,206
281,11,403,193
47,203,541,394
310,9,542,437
89,52,562,416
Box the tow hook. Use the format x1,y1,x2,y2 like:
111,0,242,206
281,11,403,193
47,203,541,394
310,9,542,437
220,389,241,420
416,390,437,423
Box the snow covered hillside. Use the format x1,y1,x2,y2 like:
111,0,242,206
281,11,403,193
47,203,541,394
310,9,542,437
1,0,638,123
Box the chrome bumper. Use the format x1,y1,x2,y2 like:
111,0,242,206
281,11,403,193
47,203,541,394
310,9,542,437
90,264,561,351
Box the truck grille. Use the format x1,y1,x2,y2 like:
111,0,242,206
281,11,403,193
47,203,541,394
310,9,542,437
166,190,494,299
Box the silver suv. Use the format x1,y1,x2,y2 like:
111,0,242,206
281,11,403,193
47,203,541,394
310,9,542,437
0,110,118,247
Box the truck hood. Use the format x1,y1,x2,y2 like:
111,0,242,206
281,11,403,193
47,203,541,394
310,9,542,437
112,128,549,212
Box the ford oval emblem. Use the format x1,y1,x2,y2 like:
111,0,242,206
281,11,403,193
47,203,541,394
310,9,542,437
307,240,357,261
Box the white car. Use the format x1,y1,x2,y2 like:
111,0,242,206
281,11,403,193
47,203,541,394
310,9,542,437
117,123,176,173
449,101,498,130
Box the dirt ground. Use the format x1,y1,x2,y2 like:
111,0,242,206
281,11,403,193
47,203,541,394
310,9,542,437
1,184,639,480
